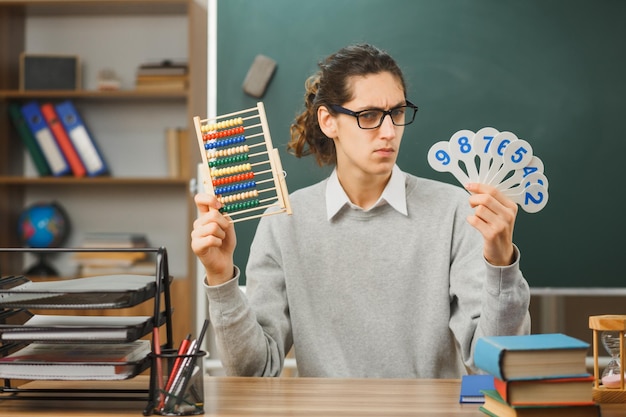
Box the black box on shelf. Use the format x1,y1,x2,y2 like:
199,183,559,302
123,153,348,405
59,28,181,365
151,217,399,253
19,53,81,91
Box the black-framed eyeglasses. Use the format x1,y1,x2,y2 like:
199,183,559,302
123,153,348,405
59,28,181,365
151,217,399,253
329,100,418,130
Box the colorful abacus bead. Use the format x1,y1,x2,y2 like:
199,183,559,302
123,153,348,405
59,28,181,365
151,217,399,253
205,135,246,150
208,145,249,158
217,190,259,205
214,180,256,195
202,126,245,141
208,153,250,168
210,163,252,178
201,117,244,135
219,198,260,214
212,171,255,187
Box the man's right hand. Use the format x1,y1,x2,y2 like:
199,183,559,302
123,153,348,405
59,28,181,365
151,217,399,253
191,192,237,285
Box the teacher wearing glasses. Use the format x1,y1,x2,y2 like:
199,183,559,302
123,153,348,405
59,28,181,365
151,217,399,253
191,43,531,378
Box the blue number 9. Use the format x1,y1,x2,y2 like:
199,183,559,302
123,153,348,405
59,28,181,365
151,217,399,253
436,150,451,166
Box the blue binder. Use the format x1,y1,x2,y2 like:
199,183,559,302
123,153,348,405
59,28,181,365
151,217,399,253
20,101,71,176
55,100,109,176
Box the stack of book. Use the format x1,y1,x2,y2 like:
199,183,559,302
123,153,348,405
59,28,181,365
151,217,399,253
165,127,190,179
74,232,154,276
135,59,188,92
474,333,600,417
8,99,109,178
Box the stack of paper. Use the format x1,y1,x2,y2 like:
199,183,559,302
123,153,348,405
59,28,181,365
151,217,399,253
0,340,151,380
74,233,153,277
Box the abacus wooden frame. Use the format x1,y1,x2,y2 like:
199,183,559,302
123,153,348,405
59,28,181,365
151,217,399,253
193,102,292,223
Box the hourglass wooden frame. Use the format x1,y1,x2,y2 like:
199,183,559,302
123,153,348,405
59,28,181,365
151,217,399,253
589,314,626,403
193,102,292,223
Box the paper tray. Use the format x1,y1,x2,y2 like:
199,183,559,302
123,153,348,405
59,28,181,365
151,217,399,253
0,340,152,381
0,312,167,343
0,355,151,381
0,274,162,309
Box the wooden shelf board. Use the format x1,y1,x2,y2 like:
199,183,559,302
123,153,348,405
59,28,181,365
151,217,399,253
0,0,188,16
0,176,189,186
0,89,188,100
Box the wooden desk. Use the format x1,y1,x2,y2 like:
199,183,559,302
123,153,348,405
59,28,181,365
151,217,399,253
1,376,625,416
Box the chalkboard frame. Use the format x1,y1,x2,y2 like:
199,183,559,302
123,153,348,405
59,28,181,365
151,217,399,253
215,0,626,288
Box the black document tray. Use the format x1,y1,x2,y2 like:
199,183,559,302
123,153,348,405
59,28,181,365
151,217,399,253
0,274,160,309
0,247,174,414
0,311,167,343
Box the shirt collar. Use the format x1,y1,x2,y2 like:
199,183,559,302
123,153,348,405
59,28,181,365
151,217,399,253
325,164,408,220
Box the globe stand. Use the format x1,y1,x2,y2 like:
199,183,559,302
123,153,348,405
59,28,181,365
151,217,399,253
24,253,59,277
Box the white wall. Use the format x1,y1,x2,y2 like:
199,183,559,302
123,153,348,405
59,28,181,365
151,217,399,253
24,12,190,277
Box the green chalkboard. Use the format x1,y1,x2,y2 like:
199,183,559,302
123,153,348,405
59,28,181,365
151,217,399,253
217,0,626,288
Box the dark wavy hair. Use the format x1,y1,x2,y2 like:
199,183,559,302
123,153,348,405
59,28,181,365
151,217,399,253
287,44,407,166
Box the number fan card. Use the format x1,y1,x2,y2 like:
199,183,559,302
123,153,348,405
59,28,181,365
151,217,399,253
428,127,548,213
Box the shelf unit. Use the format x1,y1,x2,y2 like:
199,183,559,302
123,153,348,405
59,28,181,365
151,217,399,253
0,247,174,415
0,0,207,345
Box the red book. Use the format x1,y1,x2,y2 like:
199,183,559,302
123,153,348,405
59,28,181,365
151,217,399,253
41,102,87,177
481,389,601,417
493,375,595,406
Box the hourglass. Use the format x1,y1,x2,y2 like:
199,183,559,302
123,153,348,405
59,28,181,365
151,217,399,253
589,315,626,403
602,331,624,388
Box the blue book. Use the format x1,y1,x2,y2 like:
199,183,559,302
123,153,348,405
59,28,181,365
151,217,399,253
54,100,109,176
20,101,71,176
459,374,494,403
474,333,589,381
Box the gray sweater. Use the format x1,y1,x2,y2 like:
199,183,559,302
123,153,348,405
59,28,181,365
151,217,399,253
204,173,531,378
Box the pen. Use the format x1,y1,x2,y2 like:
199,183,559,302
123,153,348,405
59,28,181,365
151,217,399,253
163,338,197,411
158,333,191,410
171,319,209,409
173,365,202,413
195,319,209,354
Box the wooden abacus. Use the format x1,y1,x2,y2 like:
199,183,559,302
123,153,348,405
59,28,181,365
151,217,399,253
193,102,292,223
589,314,626,403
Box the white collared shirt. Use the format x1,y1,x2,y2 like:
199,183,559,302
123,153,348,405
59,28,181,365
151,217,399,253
325,164,408,220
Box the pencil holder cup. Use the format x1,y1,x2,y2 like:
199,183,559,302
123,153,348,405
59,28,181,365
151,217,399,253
151,349,207,415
